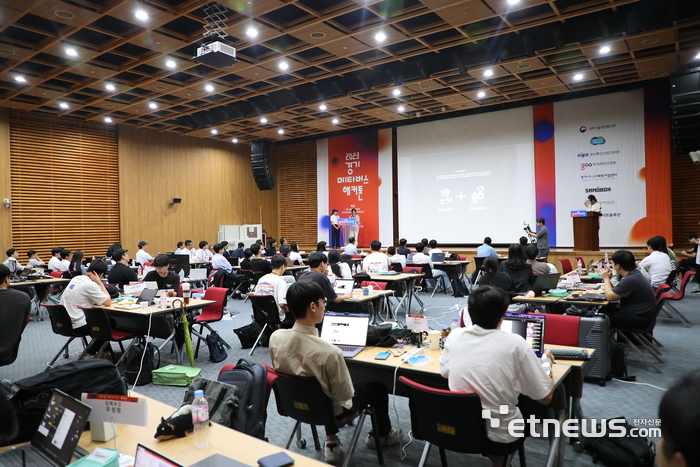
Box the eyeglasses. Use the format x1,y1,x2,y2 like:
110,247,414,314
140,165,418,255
317,298,327,307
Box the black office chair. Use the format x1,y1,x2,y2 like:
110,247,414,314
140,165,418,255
418,263,447,298
79,307,138,366
246,294,282,356
391,262,403,273
45,303,90,368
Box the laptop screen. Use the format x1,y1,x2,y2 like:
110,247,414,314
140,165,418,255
33,389,91,467
134,444,184,467
189,268,207,280
333,279,354,295
532,273,561,296
320,312,370,347
500,313,546,357
431,252,446,263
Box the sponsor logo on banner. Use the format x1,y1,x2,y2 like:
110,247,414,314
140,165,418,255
585,187,612,193
579,126,587,133
590,136,606,145
581,161,617,171
576,152,589,158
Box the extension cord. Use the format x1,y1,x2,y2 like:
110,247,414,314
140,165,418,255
401,347,424,362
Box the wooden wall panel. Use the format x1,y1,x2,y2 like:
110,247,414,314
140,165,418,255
273,141,318,247
0,109,10,253
9,111,119,258
670,150,700,247
118,126,278,256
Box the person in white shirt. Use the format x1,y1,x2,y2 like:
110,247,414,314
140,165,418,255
195,241,212,262
411,243,451,292
584,194,603,212
254,255,290,322
183,240,197,261
344,237,358,256
174,241,186,255
48,247,64,272
639,236,673,288
135,241,153,265
211,243,232,273
348,208,361,245
387,246,406,270
362,240,390,273
3,249,23,273
327,250,352,281
289,243,303,266
440,286,554,465
51,249,71,272
427,240,442,254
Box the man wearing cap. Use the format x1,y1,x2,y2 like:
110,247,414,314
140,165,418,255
136,241,153,265
107,249,138,287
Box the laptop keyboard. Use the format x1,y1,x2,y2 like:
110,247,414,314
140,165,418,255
0,448,52,467
338,345,359,352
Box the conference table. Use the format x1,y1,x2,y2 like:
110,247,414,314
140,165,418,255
329,289,395,324
78,393,326,467
10,277,70,319
361,272,424,314
513,291,608,313
346,345,592,467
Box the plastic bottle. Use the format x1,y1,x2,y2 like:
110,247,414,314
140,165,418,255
356,263,361,274
541,355,553,378
452,318,460,330
160,293,168,310
440,328,447,349
191,389,210,448
179,268,185,280
577,258,583,271
604,251,609,265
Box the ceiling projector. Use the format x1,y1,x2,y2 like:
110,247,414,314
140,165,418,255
690,150,700,165
192,40,238,68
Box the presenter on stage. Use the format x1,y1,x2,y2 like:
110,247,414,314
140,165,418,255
525,217,550,259
348,208,361,246
330,209,340,248
584,195,602,212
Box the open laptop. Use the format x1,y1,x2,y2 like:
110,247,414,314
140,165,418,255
134,444,184,467
0,389,91,467
501,312,546,357
333,279,354,296
430,252,446,263
320,312,370,358
532,273,562,296
11,267,33,282
137,288,158,304
189,268,208,280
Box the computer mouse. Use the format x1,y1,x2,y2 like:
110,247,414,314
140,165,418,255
572,293,580,298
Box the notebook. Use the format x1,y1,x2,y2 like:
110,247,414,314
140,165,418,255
0,389,91,467
333,279,354,295
500,312,546,357
532,273,562,296
134,444,184,467
430,252,446,263
320,312,370,358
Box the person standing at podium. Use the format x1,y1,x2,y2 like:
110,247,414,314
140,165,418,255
348,208,361,245
584,194,602,212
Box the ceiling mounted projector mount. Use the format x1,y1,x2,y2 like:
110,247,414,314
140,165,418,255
192,2,238,69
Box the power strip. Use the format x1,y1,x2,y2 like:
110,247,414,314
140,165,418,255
401,347,424,362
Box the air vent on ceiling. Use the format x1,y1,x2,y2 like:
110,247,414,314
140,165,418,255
459,104,469,108
103,104,114,108
154,85,167,90
517,64,531,69
0,49,15,55
642,38,659,45
546,89,558,93
419,85,431,89
310,32,325,39
55,10,75,19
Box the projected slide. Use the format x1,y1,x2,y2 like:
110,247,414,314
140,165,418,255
397,107,535,244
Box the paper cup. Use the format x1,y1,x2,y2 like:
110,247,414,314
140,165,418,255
140,302,148,312
428,330,441,350
362,286,369,296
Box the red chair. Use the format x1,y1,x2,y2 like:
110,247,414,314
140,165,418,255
79,307,138,365
49,271,63,278
193,287,232,358
458,256,466,261
541,314,580,347
143,261,153,267
658,271,695,326
559,258,573,274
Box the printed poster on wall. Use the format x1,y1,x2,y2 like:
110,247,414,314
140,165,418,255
328,131,379,247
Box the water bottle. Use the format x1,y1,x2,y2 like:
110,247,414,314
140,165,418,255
160,293,168,310
440,328,447,349
541,355,552,378
356,263,361,274
452,318,460,330
577,258,583,271
604,251,609,265
191,390,210,448
179,268,185,280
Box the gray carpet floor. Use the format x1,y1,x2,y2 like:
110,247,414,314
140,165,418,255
3,283,699,467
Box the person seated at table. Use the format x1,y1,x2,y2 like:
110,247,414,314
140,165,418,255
195,241,212,263
639,236,673,289
421,238,431,256
269,281,403,463
477,237,499,258
220,241,231,258
387,246,406,270
658,369,700,467
440,286,554,467
598,250,656,329
68,250,86,276
3,249,23,274
428,239,442,254
344,237,358,256
60,260,112,353
240,248,253,270
48,247,64,272
26,250,45,268
525,244,550,275
299,253,351,304
411,242,452,292
289,243,303,266
105,242,121,262
142,254,181,292
211,243,232,273
397,238,410,257
316,241,329,256
107,248,137,287
478,257,516,296
255,255,290,323
362,240,389,274
279,237,287,248
279,245,293,267
0,264,31,363
250,244,273,274
58,249,72,272
265,238,277,257
328,249,352,281
518,236,529,260
174,241,186,255
498,244,535,294
135,241,153,265
184,239,197,261
231,242,245,260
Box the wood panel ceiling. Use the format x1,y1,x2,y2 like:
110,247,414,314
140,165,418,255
0,0,698,144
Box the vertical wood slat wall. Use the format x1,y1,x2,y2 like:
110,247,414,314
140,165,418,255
671,148,700,247
9,112,119,258
274,141,318,246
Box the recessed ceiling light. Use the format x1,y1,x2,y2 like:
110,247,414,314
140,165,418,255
105,83,115,91
148,102,157,109
398,106,405,112
154,85,167,90
15,76,26,83
246,27,258,38
507,0,520,4
59,102,69,109
166,60,176,68
232,138,238,143
375,32,386,42
279,62,289,71
211,129,218,134
392,89,401,96
341,101,351,105
205,84,214,92
55,10,75,19
104,117,113,123
483,69,494,77
599,45,611,54
103,104,113,108
65,48,77,57
332,118,339,124
261,117,268,124
517,64,531,69
135,10,148,20
278,129,284,134
642,38,659,45
310,32,325,39
419,85,431,90
477,91,486,98
319,104,327,111
573,73,584,81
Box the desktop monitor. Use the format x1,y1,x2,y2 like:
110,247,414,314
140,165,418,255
167,254,190,277
501,312,546,356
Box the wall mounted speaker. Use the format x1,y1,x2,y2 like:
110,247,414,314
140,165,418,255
250,141,275,190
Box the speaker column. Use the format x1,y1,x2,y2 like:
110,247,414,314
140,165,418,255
250,141,275,190
671,71,700,155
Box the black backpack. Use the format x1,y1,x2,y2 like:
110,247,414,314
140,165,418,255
10,360,127,443
218,358,268,440
123,339,160,386
585,418,655,467
451,278,470,297
206,331,228,363
234,322,272,348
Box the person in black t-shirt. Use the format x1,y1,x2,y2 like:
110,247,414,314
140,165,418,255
498,244,535,294
239,248,253,270
143,254,181,292
298,253,351,303
0,264,31,364
250,244,272,274
107,249,138,287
